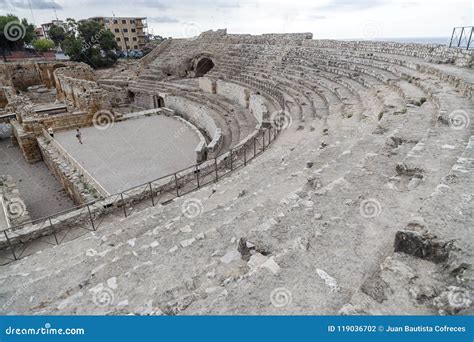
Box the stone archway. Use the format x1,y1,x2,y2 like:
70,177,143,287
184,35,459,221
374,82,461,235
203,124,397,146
195,57,215,77
153,95,165,108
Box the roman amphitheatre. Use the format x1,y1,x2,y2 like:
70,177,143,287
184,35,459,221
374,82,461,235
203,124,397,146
0,29,472,315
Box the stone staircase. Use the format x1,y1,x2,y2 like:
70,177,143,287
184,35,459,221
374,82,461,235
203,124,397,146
0,32,472,316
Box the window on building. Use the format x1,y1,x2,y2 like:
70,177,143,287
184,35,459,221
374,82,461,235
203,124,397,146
122,19,127,24
124,37,129,41
132,37,137,41
116,37,121,41
131,28,136,33
134,45,138,49
113,19,118,24
130,19,136,24
114,28,119,33
123,28,128,33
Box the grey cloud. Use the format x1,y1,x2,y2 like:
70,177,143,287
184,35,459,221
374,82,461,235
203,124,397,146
8,0,62,9
308,15,327,20
149,16,179,23
319,0,388,11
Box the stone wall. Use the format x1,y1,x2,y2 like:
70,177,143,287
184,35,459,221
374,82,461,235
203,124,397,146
38,136,104,205
0,89,7,109
164,95,219,138
199,77,267,124
21,111,93,134
54,65,112,115
0,61,72,91
0,175,31,229
248,94,267,124
10,120,42,163
215,79,249,108
198,29,313,45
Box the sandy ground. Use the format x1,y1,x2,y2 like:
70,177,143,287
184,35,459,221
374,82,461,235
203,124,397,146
0,139,75,220
54,115,200,194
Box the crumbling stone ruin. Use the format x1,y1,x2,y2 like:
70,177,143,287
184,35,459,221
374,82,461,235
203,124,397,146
0,175,31,229
0,30,472,316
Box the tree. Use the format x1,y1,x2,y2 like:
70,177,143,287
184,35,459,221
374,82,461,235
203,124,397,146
32,39,55,52
64,18,78,36
0,14,35,61
48,25,66,47
62,19,118,68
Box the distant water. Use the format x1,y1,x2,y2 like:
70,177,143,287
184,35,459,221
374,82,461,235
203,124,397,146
341,37,451,45
375,37,451,45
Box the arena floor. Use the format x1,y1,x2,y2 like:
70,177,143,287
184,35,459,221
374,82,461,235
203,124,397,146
54,115,201,194
0,139,75,220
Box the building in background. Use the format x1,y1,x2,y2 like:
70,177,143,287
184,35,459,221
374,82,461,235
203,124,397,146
89,16,148,51
40,20,65,40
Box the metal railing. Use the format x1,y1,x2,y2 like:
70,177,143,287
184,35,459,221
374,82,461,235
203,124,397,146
449,26,474,50
0,124,281,265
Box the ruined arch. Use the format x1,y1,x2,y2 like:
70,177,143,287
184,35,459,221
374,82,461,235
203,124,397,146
153,95,165,108
194,57,214,77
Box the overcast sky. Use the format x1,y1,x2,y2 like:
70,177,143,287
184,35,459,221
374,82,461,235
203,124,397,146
1,0,472,39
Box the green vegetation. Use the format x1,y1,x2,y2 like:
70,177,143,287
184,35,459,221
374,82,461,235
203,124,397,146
32,39,55,52
48,25,66,47
62,19,118,68
0,14,35,61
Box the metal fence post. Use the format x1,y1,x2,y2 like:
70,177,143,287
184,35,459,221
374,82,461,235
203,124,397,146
467,27,473,50
195,165,200,188
262,130,266,151
214,158,219,182
120,193,127,218
149,182,155,206
244,146,247,166
87,203,96,231
174,173,179,197
4,230,17,260
253,136,257,156
449,27,456,48
49,218,59,245
458,27,464,47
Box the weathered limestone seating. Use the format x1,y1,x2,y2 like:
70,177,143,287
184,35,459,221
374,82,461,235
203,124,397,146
0,176,31,229
129,79,261,156
341,136,474,315
302,40,473,67
0,30,472,316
